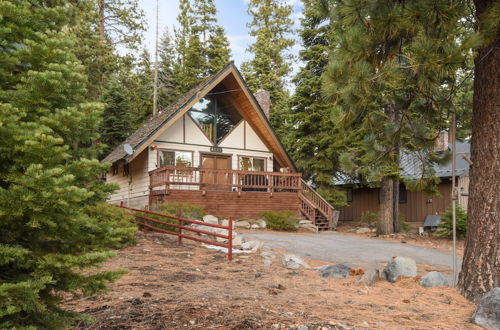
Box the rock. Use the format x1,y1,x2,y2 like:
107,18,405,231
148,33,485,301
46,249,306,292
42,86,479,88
203,215,219,224
320,264,351,279
235,221,251,229
232,234,243,247
419,271,449,288
241,240,263,252
250,224,260,229
263,259,272,266
256,219,266,229
299,220,312,225
356,269,380,286
260,251,276,259
347,229,357,232
300,223,318,232
382,257,417,283
282,254,310,270
297,325,308,330
356,227,372,234
473,287,500,329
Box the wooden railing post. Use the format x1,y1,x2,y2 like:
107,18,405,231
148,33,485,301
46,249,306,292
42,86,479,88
177,209,183,245
228,216,233,261
165,169,170,195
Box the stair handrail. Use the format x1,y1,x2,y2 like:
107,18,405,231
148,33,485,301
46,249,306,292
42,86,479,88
300,179,335,220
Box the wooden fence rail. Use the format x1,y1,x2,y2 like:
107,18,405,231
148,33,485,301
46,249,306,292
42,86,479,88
117,202,233,260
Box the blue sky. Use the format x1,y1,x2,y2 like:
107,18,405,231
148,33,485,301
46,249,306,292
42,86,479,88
138,0,304,68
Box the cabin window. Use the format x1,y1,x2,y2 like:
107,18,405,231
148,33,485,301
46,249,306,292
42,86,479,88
159,150,192,168
345,188,353,203
188,94,243,144
239,157,265,172
399,184,407,204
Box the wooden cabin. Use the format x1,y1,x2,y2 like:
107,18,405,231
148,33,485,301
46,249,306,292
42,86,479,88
102,63,335,230
336,140,471,225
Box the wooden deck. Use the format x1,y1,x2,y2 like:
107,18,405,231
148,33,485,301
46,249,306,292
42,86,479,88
149,166,335,230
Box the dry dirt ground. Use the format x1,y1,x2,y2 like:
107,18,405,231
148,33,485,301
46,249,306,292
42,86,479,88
66,231,478,330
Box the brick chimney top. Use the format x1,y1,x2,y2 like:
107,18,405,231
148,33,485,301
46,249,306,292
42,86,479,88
254,89,271,119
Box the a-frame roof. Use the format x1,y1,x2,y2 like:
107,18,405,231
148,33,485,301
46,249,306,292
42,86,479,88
102,62,296,171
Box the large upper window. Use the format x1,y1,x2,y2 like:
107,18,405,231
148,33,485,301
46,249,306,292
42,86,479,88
188,94,243,144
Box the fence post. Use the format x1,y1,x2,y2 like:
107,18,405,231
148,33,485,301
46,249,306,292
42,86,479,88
228,216,233,261
120,201,124,207
177,209,183,245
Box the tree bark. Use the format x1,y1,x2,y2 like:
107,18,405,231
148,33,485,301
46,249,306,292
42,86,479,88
393,180,400,233
378,177,394,235
457,0,500,302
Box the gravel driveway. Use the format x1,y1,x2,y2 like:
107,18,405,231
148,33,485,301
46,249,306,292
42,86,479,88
243,231,461,270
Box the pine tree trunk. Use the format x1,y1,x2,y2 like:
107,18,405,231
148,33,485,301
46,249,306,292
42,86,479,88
393,180,400,233
378,177,394,235
98,0,106,44
457,0,500,302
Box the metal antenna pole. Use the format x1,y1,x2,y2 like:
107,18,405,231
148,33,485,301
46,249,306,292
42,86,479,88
451,111,458,286
152,0,159,116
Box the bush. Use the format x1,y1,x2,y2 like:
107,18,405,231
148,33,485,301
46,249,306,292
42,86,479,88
438,206,467,239
147,202,206,232
260,211,298,231
360,211,378,228
398,213,413,233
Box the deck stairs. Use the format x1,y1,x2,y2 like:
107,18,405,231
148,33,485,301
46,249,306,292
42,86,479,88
299,179,335,231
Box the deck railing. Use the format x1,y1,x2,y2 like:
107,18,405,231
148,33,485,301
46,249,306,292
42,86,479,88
149,166,302,193
299,179,334,222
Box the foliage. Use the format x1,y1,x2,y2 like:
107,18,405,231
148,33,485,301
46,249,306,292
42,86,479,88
0,1,135,327
398,213,413,233
438,206,467,239
359,211,378,229
260,211,298,231
147,202,206,233
241,0,295,135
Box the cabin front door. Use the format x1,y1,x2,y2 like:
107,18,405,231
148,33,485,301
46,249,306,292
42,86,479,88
201,154,231,190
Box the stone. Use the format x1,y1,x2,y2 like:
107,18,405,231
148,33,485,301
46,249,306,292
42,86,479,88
382,257,417,283
299,220,313,225
297,325,308,330
203,215,219,224
300,223,318,232
282,254,310,270
260,251,276,259
235,221,251,229
256,219,266,229
232,234,243,247
241,240,262,252
356,227,372,234
263,259,272,266
250,224,260,229
347,229,357,232
419,271,449,288
220,219,235,228
356,269,380,286
320,264,351,279
472,287,500,329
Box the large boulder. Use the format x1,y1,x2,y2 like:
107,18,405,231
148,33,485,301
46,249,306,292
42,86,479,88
473,288,500,329
232,234,243,247
320,264,351,279
241,240,263,252
419,271,449,288
235,221,251,229
256,219,267,229
356,227,372,234
282,254,310,270
356,269,380,286
300,223,318,233
250,224,260,229
203,215,219,225
382,257,417,283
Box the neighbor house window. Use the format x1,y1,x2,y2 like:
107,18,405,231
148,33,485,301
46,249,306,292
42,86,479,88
345,188,353,203
159,150,192,168
399,184,407,204
239,156,265,172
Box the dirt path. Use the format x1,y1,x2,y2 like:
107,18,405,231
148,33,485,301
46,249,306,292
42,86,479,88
243,231,461,272
66,232,478,329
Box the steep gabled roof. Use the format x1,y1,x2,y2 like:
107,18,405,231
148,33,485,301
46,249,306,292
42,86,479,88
102,62,296,171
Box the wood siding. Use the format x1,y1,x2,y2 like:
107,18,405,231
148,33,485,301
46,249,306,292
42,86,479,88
150,190,300,220
338,180,454,223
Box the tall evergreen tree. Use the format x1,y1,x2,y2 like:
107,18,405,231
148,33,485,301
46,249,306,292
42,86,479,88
289,0,346,205
321,0,470,234
241,0,295,135
158,29,178,109
0,1,136,327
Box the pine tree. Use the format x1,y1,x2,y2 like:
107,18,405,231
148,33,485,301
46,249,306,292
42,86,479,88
0,1,136,327
158,29,178,109
322,0,470,234
288,0,346,205
241,0,295,134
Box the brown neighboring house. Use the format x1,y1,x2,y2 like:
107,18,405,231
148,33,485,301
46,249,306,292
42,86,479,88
102,63,336,230
336,140,471,225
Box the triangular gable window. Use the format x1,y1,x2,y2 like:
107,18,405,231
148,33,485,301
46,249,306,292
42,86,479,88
187,88,243,144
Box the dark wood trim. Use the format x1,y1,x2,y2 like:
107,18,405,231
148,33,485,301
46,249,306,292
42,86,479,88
153,140,270,154
182,114,186,144
216,119,244,147
243,121,246,150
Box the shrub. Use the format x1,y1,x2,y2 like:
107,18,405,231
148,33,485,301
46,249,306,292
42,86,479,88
360,211,378,228
260,211,298,231
398,213,413,233
438,206,467,239
146,202,206,232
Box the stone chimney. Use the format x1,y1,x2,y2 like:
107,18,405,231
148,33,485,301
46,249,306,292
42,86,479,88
435,131,449,151
254,89,271,119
